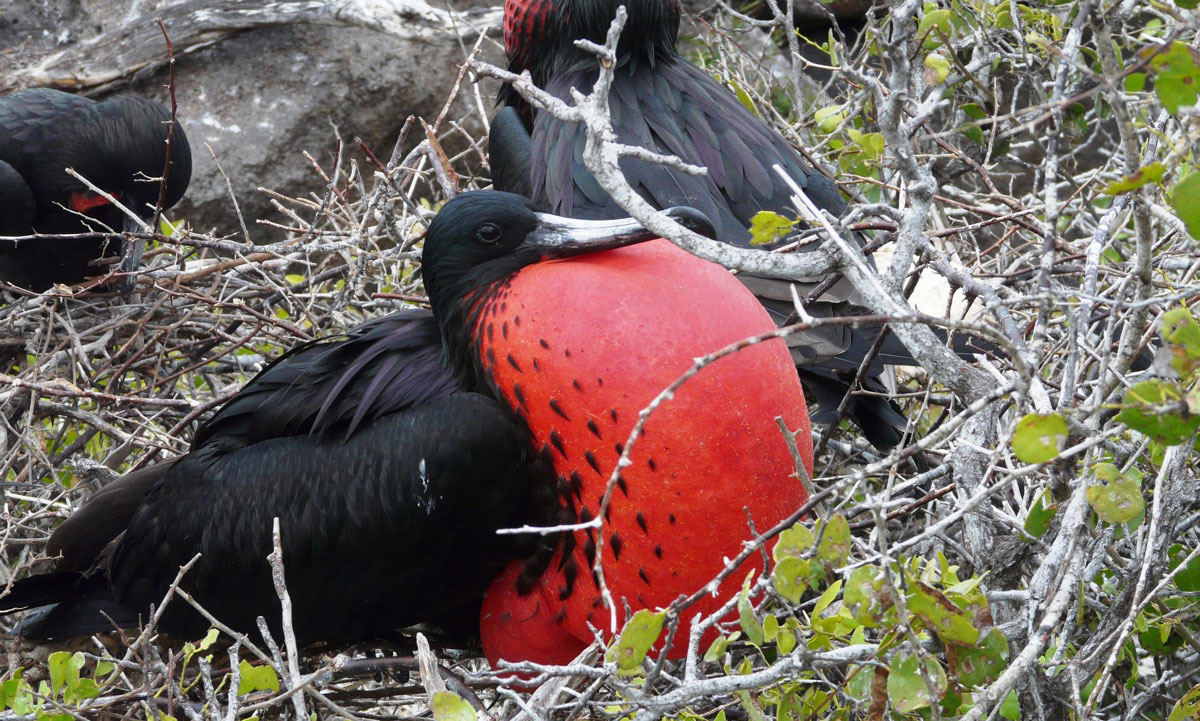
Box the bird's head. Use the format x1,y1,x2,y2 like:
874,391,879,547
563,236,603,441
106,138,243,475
419,190,712,378
41,95,192,234
504,0,681,82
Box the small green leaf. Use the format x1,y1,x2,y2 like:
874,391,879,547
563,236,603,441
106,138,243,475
816,515,851,566
1177,0,1199,8
610,609,665,671
844,565,886,625
762,613,779,643
961,103,987,120
431,691,478,721
748,210,797,247
908,582,979,645
1151,43,1200,114
1024,489,1057,539
813,105,847,133
738,572,764,646
704,633,730,662
772,556,808,603
777,627,796,654
1000,690,1021,720
924,53,951,84
47,651,84,698
1011,413,1069,463
1170,685,1200,721
1170,173,1200,239
917,9,954,49
1125,73,1147,92
947,628,1008,686
773,522,814,561
1087,463,1145,524
1119,380,1200,444
1101,162,1166,194
237,661,280,696
887,652,948,713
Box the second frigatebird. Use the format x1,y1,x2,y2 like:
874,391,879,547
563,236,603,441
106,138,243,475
490,0,984,450
0,88,192,290
0,192,737,647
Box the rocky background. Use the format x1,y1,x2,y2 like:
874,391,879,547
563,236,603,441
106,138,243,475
1,0,866,238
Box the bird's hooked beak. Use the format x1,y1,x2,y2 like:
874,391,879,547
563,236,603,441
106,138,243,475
523,206,715,260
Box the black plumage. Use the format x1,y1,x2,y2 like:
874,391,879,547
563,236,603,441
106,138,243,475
0,191,696,644
491,0,989,449
0,88,191,289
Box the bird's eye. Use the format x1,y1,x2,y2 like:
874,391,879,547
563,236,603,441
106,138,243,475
476,223,502,244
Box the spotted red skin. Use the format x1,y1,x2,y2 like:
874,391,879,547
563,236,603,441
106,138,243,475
504,0,553,75
478,240,812,666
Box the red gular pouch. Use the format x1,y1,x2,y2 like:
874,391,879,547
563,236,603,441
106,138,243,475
478,239,812,673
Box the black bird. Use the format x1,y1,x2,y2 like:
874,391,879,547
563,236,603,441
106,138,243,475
0,191,704,644
490,0,988,450
0,88,192,290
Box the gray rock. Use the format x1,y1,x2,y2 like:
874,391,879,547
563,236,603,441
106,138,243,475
2,0,505,239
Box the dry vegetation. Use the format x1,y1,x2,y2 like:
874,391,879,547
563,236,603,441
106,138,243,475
3,0,1200,719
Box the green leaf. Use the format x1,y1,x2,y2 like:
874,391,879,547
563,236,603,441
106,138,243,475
704,634,730,662
816,515,851,566
1151,42,1200,114
908,582,979,645
1101,162,1166,194
1170,685,1200,721
1161,306,1200,376
917,9,954,48
1170,173,1200,239
727,78,761,118
924,53,951,84
772,556,808,603
947,628,1009,686
431,691,478,721
844,565,886,626
1024,489,1057,539
1177,0,1199,8
962,103,987,120
886,652,947,713
773,522,814,562
1087,463,1145,524
1125,73,1147,92
813,105,846,133
1118,380,1200,444
777,626,796,654
1011,413,1069,463
762,613,779,643
47,651,84,698
748,211,797,247
1171,547,1200,591
610,609,665,671
237,661,280,696
1000,690,1021,720
738,573,764,646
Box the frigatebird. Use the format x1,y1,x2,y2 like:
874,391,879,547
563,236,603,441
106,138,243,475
0,88,192,290
1,192,745,647
490,0,978,449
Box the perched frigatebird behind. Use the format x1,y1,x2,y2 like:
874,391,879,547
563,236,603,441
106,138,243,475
0,191,735,647
0,88,192,290
491,0,987,449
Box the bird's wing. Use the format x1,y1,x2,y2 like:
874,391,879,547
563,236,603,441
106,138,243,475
529,62,845,245
193,308,459,450
104,392,558,641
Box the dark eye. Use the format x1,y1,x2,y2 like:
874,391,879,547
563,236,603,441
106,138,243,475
476,222,502,244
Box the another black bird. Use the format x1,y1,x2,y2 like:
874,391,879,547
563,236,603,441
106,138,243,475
0,88,192,290
491,0,987,450
0,191,700,644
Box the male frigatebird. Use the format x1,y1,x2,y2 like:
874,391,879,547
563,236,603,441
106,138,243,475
0,88,192,290
2,192,777,652
490,0,980,449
